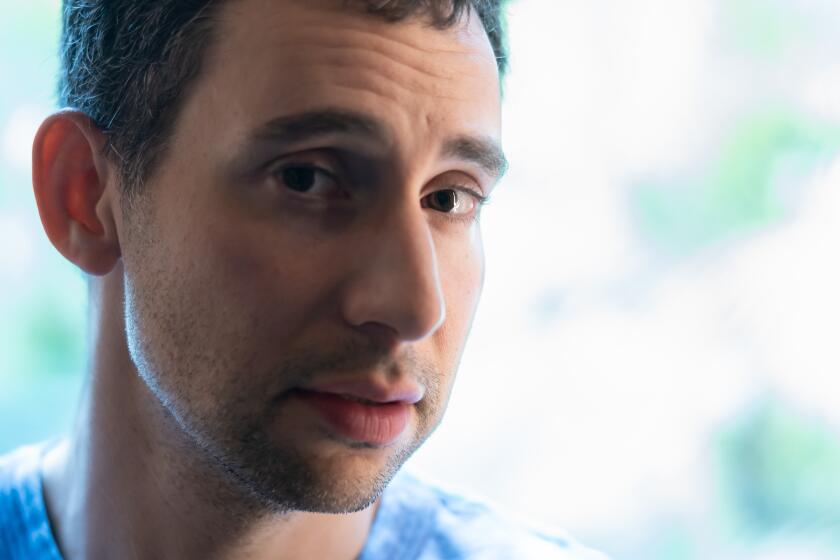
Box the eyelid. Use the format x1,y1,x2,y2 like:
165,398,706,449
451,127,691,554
444,184,490,207
264,147,346,175
458,186,490,205
269,158,339,179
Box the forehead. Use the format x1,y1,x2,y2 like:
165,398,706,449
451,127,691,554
183,0,501,158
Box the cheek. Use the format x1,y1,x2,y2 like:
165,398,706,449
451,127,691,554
202,224,331,348
449,225,485,313
435,227,485,362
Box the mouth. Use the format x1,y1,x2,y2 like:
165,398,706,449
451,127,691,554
331,393,390,405
289,388,413,446
301,378,424,405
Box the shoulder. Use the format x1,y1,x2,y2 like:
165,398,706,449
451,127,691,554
0,443,63,560
364,470,609,560
0,443,44,529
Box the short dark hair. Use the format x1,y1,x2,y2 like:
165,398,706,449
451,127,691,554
58,0,509,195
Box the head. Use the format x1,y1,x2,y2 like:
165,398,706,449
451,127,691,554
33,0,507,515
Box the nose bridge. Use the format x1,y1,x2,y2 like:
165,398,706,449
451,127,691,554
342,203,446,342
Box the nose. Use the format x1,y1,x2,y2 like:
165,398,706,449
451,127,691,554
341,207,446,343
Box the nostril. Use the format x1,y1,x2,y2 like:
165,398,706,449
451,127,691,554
354,322,402,350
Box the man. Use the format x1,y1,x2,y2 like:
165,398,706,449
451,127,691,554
0,0,605,558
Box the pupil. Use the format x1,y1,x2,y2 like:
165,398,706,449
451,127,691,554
283,167,315,192
434,190,457,212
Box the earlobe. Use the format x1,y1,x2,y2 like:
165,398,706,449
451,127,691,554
32,111,122,276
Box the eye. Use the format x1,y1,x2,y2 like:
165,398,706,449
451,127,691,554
275,164,340,196
422,188,485,217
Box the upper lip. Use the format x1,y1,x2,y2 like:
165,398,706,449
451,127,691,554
299,378,424,404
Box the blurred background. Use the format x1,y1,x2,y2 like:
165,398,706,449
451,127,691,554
2,0,840,558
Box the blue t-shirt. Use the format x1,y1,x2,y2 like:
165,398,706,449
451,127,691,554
0,443,607,559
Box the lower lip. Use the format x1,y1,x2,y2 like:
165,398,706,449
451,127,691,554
292,390,411,445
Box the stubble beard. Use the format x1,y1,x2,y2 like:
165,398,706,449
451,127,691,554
120,198,448,518
126,305,445,518
178,354,443,517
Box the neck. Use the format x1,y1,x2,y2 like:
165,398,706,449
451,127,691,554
42,268,377,560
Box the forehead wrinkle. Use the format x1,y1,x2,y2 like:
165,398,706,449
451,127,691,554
281,0,495,54
219,3,497,82
285,43,464,83
325,73,473,111
253,25,492,87
302,37,492,103
279,18,485,57
208,2,500,113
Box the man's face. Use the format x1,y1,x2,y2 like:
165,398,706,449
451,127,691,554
120,0,502,514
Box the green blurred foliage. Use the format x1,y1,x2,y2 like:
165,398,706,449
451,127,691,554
6,293,85,378
715,398,840,544
725,0,810,57
634,111,840,254
651,525,698,560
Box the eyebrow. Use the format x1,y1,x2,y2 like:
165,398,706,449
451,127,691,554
252,109,385,145
442,136,508,182
249,108,508,181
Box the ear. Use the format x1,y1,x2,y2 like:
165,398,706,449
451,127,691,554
32,111,122,276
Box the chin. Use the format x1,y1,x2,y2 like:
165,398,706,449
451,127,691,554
205,425,414,515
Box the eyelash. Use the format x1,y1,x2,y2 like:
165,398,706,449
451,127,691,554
455,186,490,206
270,161,488,221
